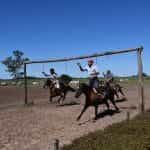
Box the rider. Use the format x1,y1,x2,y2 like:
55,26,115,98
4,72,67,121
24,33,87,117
77,59,100,94
42,68,60,89
103,70,114,83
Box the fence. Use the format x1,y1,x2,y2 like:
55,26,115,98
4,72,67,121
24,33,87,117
1,46,149,150
24,46,145,112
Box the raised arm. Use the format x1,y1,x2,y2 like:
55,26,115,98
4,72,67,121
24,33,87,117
77,62,87,72
42,72,49,77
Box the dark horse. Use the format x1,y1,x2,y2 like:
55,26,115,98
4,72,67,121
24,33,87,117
114,83,126,99
100,80,125,100
45,79,75,104
75,83,119,121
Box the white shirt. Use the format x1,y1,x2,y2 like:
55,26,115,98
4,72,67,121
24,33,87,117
85,65,99,78
43,72,60,88
42,72,57,79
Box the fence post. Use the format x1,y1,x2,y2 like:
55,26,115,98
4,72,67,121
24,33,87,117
126,111,130,121
24,63,28,105
137,47,144,112
54,139,59,150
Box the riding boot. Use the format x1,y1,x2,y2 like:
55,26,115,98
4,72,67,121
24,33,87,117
93,88,105,99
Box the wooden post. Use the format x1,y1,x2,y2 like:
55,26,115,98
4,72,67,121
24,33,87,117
137,47,144,112
54,139,59,150
24,63,28,105
126,111,130,121
24,47,139,64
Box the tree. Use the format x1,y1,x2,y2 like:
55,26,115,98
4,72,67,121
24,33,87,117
131,72,148,78
142,72,148,77
2,50,29,79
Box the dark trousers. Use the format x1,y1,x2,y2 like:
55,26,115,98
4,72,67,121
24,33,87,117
89,77,99,89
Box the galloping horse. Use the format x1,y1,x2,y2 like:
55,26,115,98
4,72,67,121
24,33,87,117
45,79,75,104
75,83,119,121
100,80,126,100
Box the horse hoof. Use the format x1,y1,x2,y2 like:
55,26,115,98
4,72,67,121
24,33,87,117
92,118,97,122
94,117,98,121
116,109,120,113
123,97,127,100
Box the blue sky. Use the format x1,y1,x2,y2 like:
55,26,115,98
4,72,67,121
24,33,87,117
0,0,150,78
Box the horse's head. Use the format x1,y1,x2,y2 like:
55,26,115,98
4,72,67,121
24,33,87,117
75,83,89,98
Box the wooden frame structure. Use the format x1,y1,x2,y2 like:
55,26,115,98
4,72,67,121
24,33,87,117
24,46,144,112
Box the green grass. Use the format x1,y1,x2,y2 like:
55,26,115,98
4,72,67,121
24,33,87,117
62,112,150,150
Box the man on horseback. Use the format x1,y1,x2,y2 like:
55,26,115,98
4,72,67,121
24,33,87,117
103,70,125,99
42,68,60,89
103,70,114,84
77,59,100,94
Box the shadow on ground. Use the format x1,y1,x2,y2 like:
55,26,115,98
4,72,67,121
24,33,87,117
115,98,127,103
96,109,121,119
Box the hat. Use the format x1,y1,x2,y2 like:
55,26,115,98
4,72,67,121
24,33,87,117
50,68,55,72
88,59,94,63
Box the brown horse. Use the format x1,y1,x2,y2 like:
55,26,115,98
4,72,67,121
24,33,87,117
45,79,75,104
75,83,119,121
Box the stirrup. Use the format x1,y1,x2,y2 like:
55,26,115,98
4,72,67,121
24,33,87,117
98,93,105,98
97,92,103,97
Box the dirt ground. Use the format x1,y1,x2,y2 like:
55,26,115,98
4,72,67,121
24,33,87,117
0,82,150,150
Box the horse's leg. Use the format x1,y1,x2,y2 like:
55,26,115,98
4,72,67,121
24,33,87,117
49,96,52,102
49,87,52,102
110,95,119,111
77,105,88,121
59,95,65,105
104,99,110,111
61,92,67,105
119,88,125,97
94,105,98,120
58,91,67,105
115,91,119,99
57,95,63,104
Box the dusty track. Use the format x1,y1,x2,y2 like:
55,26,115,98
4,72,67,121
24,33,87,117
0,82,149,150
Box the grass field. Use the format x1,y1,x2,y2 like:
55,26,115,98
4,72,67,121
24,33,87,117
62,111,150,150
0,76,150,87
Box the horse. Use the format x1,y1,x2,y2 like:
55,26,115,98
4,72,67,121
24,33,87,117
114,83,126,98
75,83,119,121
45,79,75,104
100,80,126,100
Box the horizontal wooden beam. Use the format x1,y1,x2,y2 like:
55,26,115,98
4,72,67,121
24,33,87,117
24,46,143,64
